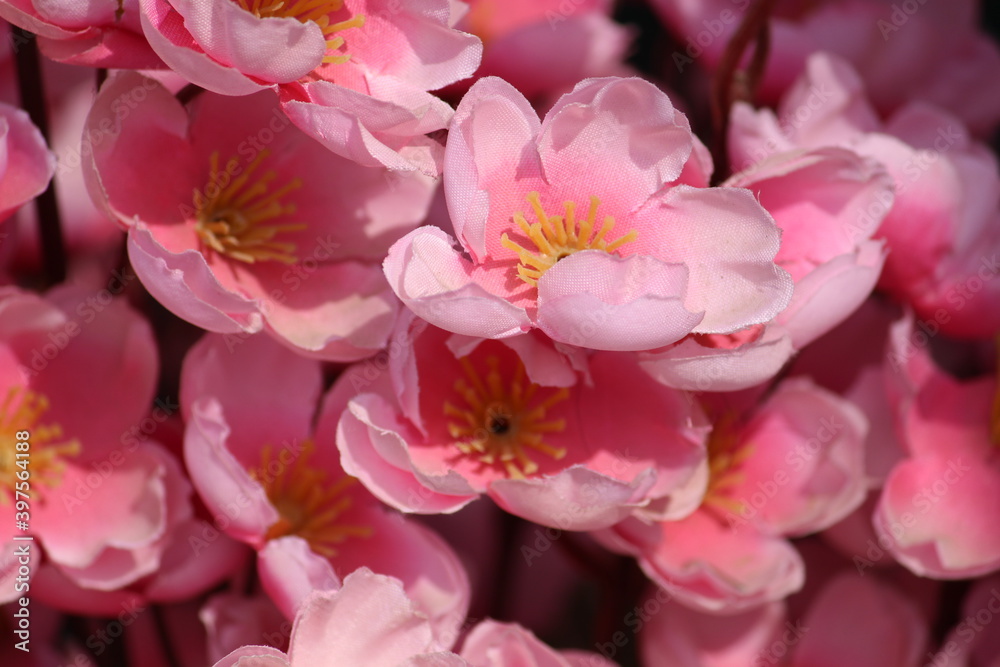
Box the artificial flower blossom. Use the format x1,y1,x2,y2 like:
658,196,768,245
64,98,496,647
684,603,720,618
873,315,1000,579
596,376,868,613
639,570,927,667
636,146,895,391
211,567,619,667
84,72,436,361
384,75,794,352
335,312,708,530
0,102,55,225
730,52,1000,339
0,0,163,68
137,0,482,173
0,286,194,605
652,0,1000,135
456,0,633,101
180,331,469,641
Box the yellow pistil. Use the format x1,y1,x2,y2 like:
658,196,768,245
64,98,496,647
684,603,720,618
701,414,754,519
236,0,366,64
0,386,81,504
250,439,372,558
500,192,638,287
193,150,306,265
444,356,570,479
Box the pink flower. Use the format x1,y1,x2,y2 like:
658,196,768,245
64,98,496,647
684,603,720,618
639,571,926,667
726,147,892,349
597,377,868,612
138,0,481,173
0,285,192,603
730,53,1000,339
181,331,469,642
0,102,55,224
456,0,632,101
211,568,467,667
871,316,1000,579
0,0,163,68
653,0,1000,135
335,313,708,530
385,76,792,352
84,72,436,361
460,620,618,666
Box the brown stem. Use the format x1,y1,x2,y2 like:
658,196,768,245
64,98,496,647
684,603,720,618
13,27,66,286
709,0,777,184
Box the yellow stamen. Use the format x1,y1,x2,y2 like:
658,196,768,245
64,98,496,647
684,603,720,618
500,192,638,287
701,413,754,520
444,356,569,479
250,439,372,557
193,149,306,265
0,387,80,504
236,0,365,64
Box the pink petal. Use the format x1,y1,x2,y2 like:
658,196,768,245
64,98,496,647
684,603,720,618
536,251,702,351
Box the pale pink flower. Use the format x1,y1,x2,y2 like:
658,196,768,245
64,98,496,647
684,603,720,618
0,102,55,225
596,377,867,612
730,53,1000,339
138,0,481,173
181,331,469,643
0,286,192,604
211,568,467,667
654,0,1000,135
385,76,792,352
335,312,708,530
0,0,162,68
84,72,436,361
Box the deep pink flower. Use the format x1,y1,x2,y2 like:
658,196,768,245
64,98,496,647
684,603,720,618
0,0,163,68
385,76,792,352
138,0,481,173
181,331,469,642
597,377,867,612
335,313,708,530
84,72,436,361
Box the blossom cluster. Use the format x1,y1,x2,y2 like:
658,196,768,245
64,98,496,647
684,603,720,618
0,0,999,665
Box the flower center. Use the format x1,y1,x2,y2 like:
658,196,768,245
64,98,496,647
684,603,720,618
501,192,638,287
236,0,365,64
0,386,80,504
193,150,306,265
444,356,570,479
702,414,754,519
250,439,372,557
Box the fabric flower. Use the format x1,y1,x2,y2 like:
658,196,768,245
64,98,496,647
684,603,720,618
385,76,793,352
335,312,708,530
84,72,435,361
